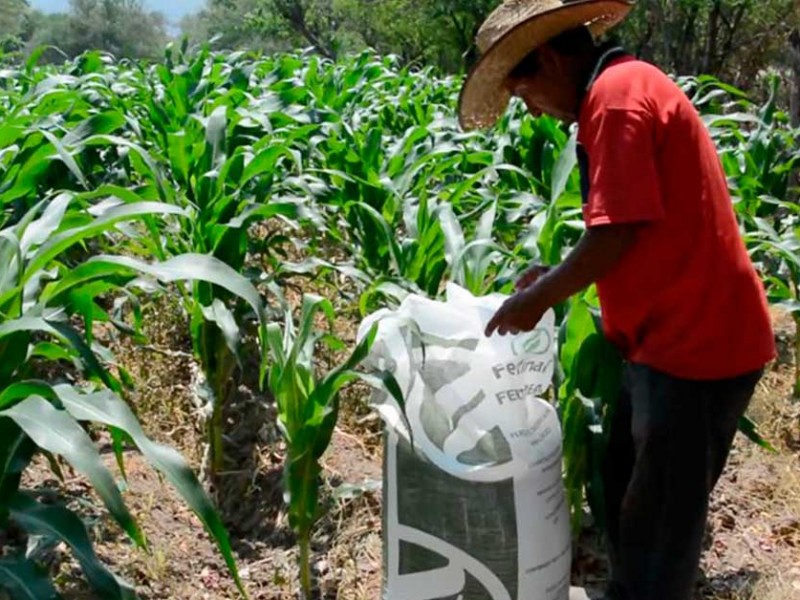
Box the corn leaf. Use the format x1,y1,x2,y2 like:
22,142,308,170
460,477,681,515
83,254,267,328
0,420,36,504
1,395,145,548
0,316,117,390
24,202,188,283
9,492,137,600
18,192,73,256
550,130,577,203
0,557,60,600
0,381,58,409
39,130,89,190
51,384,247,598
738,415,776,453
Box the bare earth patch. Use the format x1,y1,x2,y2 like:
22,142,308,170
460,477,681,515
698,363,800,600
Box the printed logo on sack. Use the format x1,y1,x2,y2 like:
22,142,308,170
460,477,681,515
511,327,551,357
386,432,571,600
387,435,518,600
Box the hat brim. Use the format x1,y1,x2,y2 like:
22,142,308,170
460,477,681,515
458,0,634,131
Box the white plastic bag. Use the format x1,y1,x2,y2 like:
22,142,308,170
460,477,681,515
359,283,570,600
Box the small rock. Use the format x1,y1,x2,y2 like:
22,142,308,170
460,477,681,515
313,559,329,574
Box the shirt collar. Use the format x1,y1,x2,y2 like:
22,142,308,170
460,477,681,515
585,45,628,91
577,45,629,119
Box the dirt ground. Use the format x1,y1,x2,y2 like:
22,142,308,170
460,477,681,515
15,308,800,600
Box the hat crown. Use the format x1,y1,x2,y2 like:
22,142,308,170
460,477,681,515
476,0,566,53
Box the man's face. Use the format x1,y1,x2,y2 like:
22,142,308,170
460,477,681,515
504,46,580,124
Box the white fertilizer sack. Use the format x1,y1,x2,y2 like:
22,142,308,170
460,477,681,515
358,283,570,600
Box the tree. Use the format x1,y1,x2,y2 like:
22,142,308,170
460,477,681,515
206,0,494,70
62,0,168,59
246,0,344,59
335,0,494,70
426,0,496,70
23,0,169,60
22,11,70,59
189,0,799,90
182,0,300,53
337,0,435,65
615,0,796,88
0,0,29,52
0,0,28,35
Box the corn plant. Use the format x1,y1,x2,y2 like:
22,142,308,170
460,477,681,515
154,109,296,479
555,286,777,533
40,47,300,481
745,209,800,397
266,292,400,599
554,289,623,533
690,75,800,395
0,195,246,597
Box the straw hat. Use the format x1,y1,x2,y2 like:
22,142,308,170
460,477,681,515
458,0,634,130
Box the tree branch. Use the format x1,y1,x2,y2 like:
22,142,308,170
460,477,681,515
273,0,335,59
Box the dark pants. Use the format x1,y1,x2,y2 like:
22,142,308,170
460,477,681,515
603,363,763,600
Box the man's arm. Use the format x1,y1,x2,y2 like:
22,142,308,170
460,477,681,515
534,223,639,305
485,223,639,336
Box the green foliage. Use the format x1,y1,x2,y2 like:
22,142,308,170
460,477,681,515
0,197,245,597
194,0,495,72
181,0,280,54
686,75,800,396
266,292,399,598
187,0,799,87
0,45,796,596
11,0,168,62
62,0,168,59
5,0,800,89
0,0,29,53
556,291,622,533
615,0,798,88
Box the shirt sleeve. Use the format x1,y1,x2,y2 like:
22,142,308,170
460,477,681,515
579,107,665,227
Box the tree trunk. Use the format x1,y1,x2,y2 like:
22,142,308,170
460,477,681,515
790,28,800,210
702,0,721,74
274,0,336,59
676,5,700,74
647,0,669,69
790,29,800,129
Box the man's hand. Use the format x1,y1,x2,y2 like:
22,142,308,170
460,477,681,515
485,285,549,336
515,264,551,291
484,223,640,338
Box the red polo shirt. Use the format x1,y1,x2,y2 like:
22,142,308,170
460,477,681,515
577,54,775,380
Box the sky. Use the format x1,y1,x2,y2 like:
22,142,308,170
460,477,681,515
30,0,205,27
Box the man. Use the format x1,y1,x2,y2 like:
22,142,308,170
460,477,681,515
458,1,777,599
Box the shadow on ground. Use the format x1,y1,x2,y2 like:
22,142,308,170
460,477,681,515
698,568,761,599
